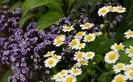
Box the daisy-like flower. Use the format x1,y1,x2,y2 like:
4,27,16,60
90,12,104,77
130,58,133,64
52,55,61,60
124,30,133,39
115,6,126,13
62,25,74,32
80,22,94,30
125,64,133,71
75,31,86,39
125,70,133,80
74,51,85,60
58,70,69,77
44,51,55,57
83,33,96,42
76,43,86,50
53,35,65,47
107,6,115,12
53,73,62,82
112,74,127,82
104,51,119,63
111,43,125,51
94,32,102,36
125,46,133,57
44,58,59,68
69,39,80,49
98,6,109,17
77,59,88,67
63,75,77,82
69,68,82,76
113,63,126,73
85,51,95,60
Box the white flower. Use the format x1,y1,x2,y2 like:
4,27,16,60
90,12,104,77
80,22,94,30
83,33,96,42
44,58,59,68
125,64,133,71
76,43,86,50
111,74,127,82
124,29,133,39
77,59,88,67
44,51,55,57
111,43,125,51
62,25,74,32
98,6,109,17
69,68,82,76
53,35,65,47
63,75,77,82
130,58,133,64
69,39,80,49
113,63,126,74
104,51,119,63
107,6,116,12
94,32,102,36
125,70,133,80
75,31,86,39
74,51,85,60
53,73,62,82
85,51,95,60
58,70,69,77
125,46,133,57
52,55,61,60
115,6,126,13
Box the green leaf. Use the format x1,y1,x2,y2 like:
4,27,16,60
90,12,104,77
21,0,55,16
67,0,76,13
2,70,13,82
37,11,63,30
0,0,9,3
10,1,23,11
19,14,35,27
123,38,133,47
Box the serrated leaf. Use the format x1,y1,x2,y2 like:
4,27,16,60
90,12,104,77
21,0,55,16
2,70,13,82
10,1,23,11
19,14,35,27
37,11,63,30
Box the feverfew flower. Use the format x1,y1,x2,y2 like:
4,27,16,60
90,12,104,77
115,6,126,13
76,43,86,50
107,6,116,12
104,51,119,63
74,51,85,60
69,68,82,76
125,64,133,71
124,30,133,39
44,58,59,68
44,51,55,57
63,75,77,82
69,39,80,49
98,6,109,17
111,43,125,51
52,55,61,60
83,33,96,42
113,63,126,74
62,25,74,32
58,70,69,77
85,51,95,60
77,59,88,67
125,70,133,80
125,46,133,57
80,22,94,30
75,31,86,39
112,74,127,82
53,35,65,47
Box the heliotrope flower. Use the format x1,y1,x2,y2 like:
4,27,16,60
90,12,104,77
104,51,119,63
124,70,133,80
113,63,126,74
44,58,59,68
124,30,133,39
115,6,126,13
53,35,65,47
85,51,95,60
44,51,56,57
69,67,82,76
125,46,133,57
83,33,96,42
111,74,127,82
80,22,94,30
62,25,74,32
111,43,125,51
98,6,109,17
75,31,86,39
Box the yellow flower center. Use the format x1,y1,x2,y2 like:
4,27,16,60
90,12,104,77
115,77,123,82
52,55,57,59
87,53,92,57
80,60,85,65
56,35,62,39
65,26,71,31
117,65,123,69
76,32,83,36
78,44,83,48
60,71,65,75
128,32,133,35
48,60,54,65
84,23,90,27
117,7,123,11
130,48,133,53
128,67,133,71
76,53,82,58
73,69,78,73
66,77,72,82
47,52,52,56
70,40,77,46
56,39,62,44
100,9,106,14
129,72,133,77
108,54,116,60
86,35,92,40
109,7,114,11
115,45,121,50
